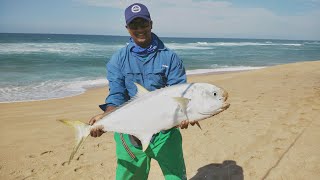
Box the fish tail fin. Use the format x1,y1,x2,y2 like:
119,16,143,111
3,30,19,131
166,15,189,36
58,119,90,164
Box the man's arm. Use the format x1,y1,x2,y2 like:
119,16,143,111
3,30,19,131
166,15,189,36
89,55,128,137
89,106,116,137
166,53,187,86
89,106,117,125
167,53,198,129
104,62,129,108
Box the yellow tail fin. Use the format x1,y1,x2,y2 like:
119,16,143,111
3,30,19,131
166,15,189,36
58,119,90,164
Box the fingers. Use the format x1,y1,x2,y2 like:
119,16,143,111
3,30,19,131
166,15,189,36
179,120,199,129
180,120,189,129
90,128,96,137
89,118,96,126
90,127,104,137
95,129,104,137
89,114,103,125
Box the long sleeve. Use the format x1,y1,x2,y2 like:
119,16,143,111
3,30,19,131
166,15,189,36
99,57,129,111
166,53,187,86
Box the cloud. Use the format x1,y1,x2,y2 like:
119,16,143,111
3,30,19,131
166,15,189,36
78,0,320,39
76,0,232,9
75,0,146,8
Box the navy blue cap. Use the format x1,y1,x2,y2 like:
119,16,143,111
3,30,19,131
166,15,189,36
125,3,151,25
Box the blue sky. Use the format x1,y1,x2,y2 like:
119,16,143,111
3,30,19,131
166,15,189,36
1,0,319,40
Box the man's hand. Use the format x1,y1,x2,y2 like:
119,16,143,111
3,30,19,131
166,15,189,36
89,113,105,137
89,113,104,126
89,106,116,137
178,120,198,129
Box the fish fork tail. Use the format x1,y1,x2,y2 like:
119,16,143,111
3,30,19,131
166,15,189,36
58,119,90,164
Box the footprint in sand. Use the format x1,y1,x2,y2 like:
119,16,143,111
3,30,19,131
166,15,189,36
28,154,36,158
273,138,286,144
40,150,53,156
274,147,283,155
74,166,82,172
76,153,84,161
250,155,261,160
203,130,209,136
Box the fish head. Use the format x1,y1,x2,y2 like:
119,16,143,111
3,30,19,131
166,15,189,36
189,83,230,119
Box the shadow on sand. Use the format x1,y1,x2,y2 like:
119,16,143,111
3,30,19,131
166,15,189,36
190,160,243,180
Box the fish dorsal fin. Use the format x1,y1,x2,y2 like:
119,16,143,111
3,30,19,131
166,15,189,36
134,82,150,98
173,97,190,120
99,83,149,118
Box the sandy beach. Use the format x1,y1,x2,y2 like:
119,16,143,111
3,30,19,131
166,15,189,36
0,61,319,180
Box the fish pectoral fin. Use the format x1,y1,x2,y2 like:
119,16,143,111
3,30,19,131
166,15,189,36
134,83,150,97
173,97,190,120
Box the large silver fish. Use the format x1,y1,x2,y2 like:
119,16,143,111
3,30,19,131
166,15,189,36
59,83,230,163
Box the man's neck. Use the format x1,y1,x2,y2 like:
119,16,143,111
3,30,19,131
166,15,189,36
135,39,152,48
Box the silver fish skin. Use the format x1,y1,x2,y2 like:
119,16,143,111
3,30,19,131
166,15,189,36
59,82,230,163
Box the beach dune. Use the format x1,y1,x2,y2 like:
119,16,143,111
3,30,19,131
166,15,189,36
0,61,319,179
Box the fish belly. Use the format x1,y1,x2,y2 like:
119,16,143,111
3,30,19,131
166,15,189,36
97,85,190,136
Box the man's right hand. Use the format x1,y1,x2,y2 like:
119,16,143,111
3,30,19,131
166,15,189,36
89,113,105,137
89,106,116,137
89,113,104,126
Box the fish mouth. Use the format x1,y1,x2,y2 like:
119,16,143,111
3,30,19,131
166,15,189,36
198,102,230,116
221,87,229,101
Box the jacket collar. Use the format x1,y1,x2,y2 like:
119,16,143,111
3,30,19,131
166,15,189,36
127,33,167,53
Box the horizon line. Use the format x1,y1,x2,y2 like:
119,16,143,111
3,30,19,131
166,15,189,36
0,32,319,41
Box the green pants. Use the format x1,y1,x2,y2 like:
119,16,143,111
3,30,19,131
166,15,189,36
114,128,187,180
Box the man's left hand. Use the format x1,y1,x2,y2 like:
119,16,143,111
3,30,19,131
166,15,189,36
178,120,197,129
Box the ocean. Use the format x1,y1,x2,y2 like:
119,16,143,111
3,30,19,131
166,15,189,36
1,33,320,103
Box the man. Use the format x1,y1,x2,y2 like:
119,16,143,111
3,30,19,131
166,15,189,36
89,3,194,180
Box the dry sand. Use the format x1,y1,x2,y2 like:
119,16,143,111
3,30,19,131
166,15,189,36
0,61,319,180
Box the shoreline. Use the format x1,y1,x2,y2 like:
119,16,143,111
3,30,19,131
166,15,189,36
0,67,265,104
1,60,319,179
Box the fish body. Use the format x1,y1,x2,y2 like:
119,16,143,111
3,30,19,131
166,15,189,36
59,83,230,163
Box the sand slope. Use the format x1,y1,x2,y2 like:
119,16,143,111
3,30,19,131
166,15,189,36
0,61,319,179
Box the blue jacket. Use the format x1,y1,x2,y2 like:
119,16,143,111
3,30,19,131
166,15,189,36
99,34,186,111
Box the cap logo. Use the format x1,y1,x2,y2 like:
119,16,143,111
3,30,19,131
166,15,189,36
131,5,141,13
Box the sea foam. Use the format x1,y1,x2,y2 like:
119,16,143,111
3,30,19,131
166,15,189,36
0,66,265,103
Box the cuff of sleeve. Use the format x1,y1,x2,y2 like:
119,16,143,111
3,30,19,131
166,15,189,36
99,103,118,111
99,104,108,111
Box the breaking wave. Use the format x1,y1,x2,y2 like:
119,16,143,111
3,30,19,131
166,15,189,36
0,66,265,103
165,41,303,50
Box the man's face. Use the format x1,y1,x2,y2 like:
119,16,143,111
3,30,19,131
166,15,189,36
126,18,152,48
